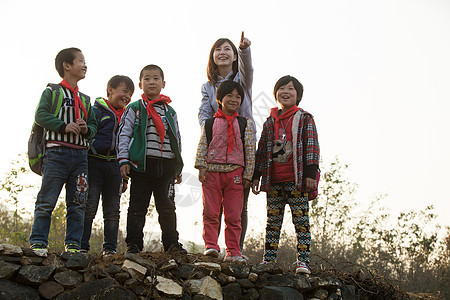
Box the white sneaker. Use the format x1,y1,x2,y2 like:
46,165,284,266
203,248,219,258
224,255,247,264
294,261,311,274
30,243,48,257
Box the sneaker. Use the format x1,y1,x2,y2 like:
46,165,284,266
102,249,116,257
260,260,275,265
127,244,141,254
203,248,219,258
294,261,311,274
165,243,187,255
224,255,247,264
79,249,88,254
65,243,80,254
30,243,48,257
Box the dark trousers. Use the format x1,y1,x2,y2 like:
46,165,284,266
126,158,179,251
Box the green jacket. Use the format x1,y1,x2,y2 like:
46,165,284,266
117,99,183,175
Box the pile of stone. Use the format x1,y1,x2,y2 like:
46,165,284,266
0,243,401,299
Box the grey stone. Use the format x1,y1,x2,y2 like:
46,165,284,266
194,261,222,272
38,281,64,299
236,278,254,289
172,264,195,280
268,273,294,287
0,255,21,264
160,259,178,271
42,254,65,269
90,265,109,279
115,271,131,284
153,276,183,298
53,270,83,288
20,256,43,265
317,276,340,289
223,282,242,300
328,293,340,299
0,261,21,279
222,264,250,279
84,272,95,282
56,277,135,300
0,279,39,300
107,264,122,275
294,274,312,291
248,272,258,282
314,288,329,299
63,253,93,270
122,259,147,282
341,284,356,300
16,265,56,287
187,276,222,300
251,262,283,274
241,288,259,300
0,244,23,256
125,278,140,289
259,286,303,300
125,252,156,269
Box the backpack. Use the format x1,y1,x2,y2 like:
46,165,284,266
27,84,66,175
205,116,247,148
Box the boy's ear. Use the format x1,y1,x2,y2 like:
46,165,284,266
63,62,71,73
139,82,143,89
107,86,113,97
162,81,166,89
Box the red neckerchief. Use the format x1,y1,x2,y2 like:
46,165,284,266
142,93,172,150
214,108,239,155
59,79,88,120
104,99,125,124
270,105,300,139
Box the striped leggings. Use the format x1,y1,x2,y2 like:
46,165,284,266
264,181,311,263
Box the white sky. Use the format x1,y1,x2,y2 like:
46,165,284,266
0,0,449,246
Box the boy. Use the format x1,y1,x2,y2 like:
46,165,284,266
80,75,134,256
195,80,255,263
30,47,97,256
117,64,186,254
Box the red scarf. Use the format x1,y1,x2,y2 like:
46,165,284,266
59,79,88,120
214,108,239,155
270,105,300,139
104,99,125,124
142,93,172,149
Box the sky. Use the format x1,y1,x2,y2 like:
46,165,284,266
0,0,449,246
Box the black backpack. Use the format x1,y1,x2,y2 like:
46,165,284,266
205,116,247,149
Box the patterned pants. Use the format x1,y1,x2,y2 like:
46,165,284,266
264,181,311,263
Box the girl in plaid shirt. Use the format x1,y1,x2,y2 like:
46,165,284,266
252,75,320,274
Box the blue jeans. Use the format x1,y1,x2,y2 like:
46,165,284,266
29,147,88,247
81,157,121,251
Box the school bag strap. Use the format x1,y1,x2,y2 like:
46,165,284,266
205,116,247,148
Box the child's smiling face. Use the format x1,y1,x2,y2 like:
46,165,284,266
108,82,132,110
220,88,242,115
139,69,165,100
66,51,87,81
276,81,297,111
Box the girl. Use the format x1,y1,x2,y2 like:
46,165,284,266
195,80,255,263
198,32,255,253
252,75,320,274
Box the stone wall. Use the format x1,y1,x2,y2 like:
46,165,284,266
0,244,409,300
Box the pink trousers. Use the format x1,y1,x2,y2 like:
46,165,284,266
202,168,243,257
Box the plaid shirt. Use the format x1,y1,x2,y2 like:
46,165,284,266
253,108,319,192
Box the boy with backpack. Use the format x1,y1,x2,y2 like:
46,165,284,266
29,47,97,256
195,80,255,263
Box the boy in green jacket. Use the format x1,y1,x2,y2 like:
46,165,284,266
30,47,97,256
117,64,185,254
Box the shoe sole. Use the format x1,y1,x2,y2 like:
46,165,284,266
204,250,219,258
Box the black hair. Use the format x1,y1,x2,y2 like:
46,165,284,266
106,75,135,97
55,47,82,78
207,38,238,85
216,80,244,109
139,64,164,81
273,75,304,105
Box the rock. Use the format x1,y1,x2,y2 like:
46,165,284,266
0,244,23,256
268,273,294,287
223,282,242,300
0,255,22,264
42,254,65,269
251,262,283,274
57,277,135,300
122,259,147,282
313,288,329,299
54,270,83,288
106,264,122,276
124,278,140,289
187,276,223,300
236,278,254,289
90,265,109,279
63,253,93,270
0,261,21,279
248,272,258,282
294,274,312,291
160,258,178,271
341,284,356,300
38,281,64,299
115,271,131,284
328,293,340,299
154,276,183,298
0,278,40,300
241,288,259,300
16,265,56,287
317,276,340,289
125,252,156,269
172,264,196,280
259,286,303,300
194,261,222,272
222,264,250,279
20,256,43,266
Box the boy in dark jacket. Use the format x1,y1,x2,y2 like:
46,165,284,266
80,75,134,256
